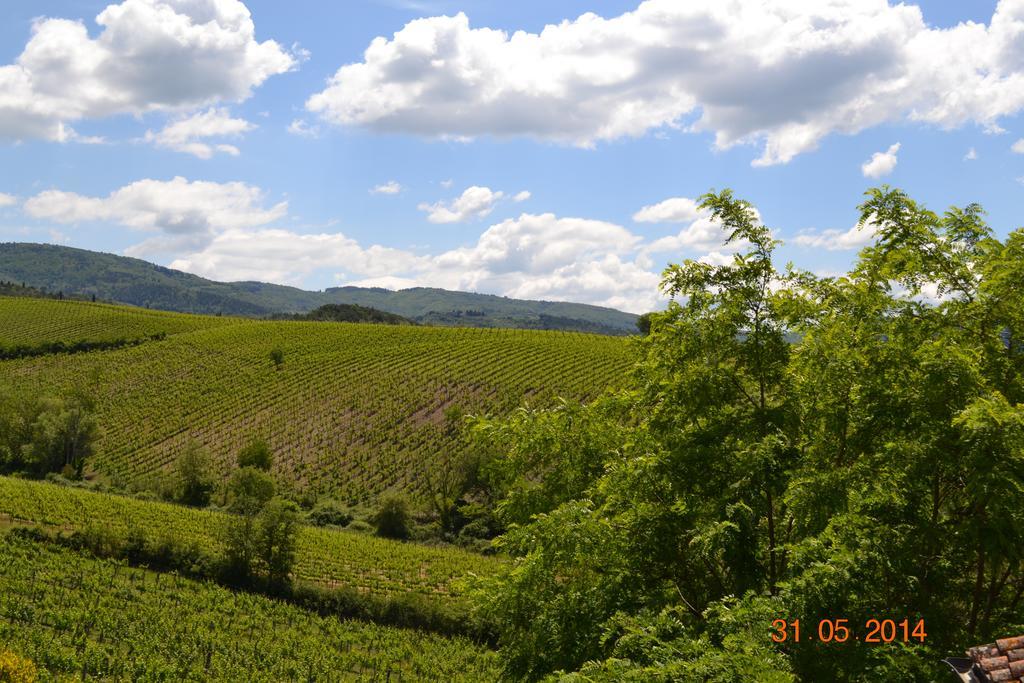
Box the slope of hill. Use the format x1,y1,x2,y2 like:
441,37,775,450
0,295,236,347
0,242,639,334
0,534,499,681
0,297,634,502
0,476,499,599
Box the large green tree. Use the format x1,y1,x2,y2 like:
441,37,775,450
472,188,1024,682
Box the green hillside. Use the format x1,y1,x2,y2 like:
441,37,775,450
0,297,633,502
0,295,235,348
0,534,499,681
0,242,639,334
0,476,498,599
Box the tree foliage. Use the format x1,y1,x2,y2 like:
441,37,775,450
472,187,1024,681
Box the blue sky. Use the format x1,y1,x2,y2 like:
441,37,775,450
0,0,1021,312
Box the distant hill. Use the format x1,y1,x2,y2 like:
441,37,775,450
0,243,639,335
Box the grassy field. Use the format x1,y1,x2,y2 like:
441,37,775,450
0,533,500,681
0,477,499,599
0,297,633,502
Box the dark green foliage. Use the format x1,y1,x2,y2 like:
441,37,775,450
306,498,354,527
237,438,273,471
635,311,653,335
374,492,412,540
0,242,637,333
472,188,1024,681
268,346,284,369
259,498,300,590
174,442,215,507
282,303,412,325
0,390,99,478
0,336,163,360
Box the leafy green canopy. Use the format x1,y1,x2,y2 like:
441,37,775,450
472,187,1024,682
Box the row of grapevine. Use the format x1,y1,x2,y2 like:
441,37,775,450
0,296,235,347
0,477,500,598
0,304,633,502
0,534,500,681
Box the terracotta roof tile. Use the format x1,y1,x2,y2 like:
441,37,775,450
967,634,1024,682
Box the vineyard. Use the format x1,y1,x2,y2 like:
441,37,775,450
0,295,234,347
0,534,500,681
0,298,633,502
0,477,499,599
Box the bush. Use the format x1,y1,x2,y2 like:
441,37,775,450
175,442,215,506
306,499,354,527
373,493,411,540
237,438,273,471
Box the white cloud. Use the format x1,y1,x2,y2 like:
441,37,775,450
964,147,978,160
633,197,701,223
861,142,901,178
643,215,746,255
287,119,320,138
165,210,663,312
513,190,531,202
1012,138,1024,153
418,185,504,223
144,108,254,158
0,193,17,207
305,1,1024,164
0,0,295,142
23,177,286,256
793,222,877,251
371,181,402,195
440,179,454,188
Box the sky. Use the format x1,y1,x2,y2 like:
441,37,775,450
0,0,1021,314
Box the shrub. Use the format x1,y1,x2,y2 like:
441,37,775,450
306,499,354,527
373,493,411,540
237,438,273,471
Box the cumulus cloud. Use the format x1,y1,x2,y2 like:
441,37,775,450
0,0,295,142
1013,138,1024,153
162,210,664,311
633,197,702,223
513,190,531,202
964,147,978,160
861,142,901,178
371,181,402,195
144,108,255,158
305,1,1024,164
0,193,17,207
287,119,320,138
418,186,504,223
23,177,287,256
792,222,877,251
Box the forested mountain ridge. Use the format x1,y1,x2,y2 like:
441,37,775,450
0,243,638,334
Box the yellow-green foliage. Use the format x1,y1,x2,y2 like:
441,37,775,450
0,534,499,681
0,298,632,502
0,296,234,347
0,649,36,683
0,476,498,598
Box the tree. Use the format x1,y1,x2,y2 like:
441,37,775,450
269,347,284,370
175,442,215,506
237,438,273,471
259,498,300,590
222,467,276,582
374,493,411,540
471,188,1024,682
21,395,99,478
